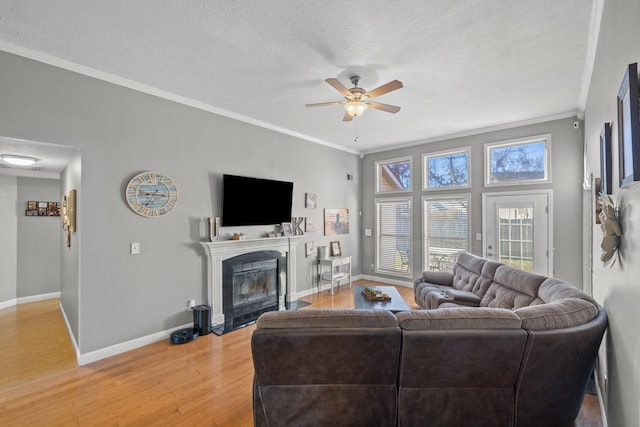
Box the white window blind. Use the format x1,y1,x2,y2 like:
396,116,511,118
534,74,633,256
423,195,470,272
376,198,412,276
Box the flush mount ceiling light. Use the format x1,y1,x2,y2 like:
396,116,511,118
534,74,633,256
0,154,40,166
306,75,403,122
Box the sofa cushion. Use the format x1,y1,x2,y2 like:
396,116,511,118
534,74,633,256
514,298,599,330
414,270,454,287
537,278,598,305
256,308,398,329
397,307,522,330
480,265,547,309
451,252,489,292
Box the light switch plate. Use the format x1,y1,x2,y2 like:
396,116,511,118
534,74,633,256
364,228,372,237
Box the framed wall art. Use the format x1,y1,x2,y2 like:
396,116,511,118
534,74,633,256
25,201,60,216
324,208,349,235
600,122,612,195
617,62,640,188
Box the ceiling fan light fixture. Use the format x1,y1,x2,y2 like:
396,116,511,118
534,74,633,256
0,154,39,166
344,101,368,117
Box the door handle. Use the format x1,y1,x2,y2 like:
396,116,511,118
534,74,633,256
487,252,494,257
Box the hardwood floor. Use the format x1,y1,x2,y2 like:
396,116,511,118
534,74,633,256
0,280,602,426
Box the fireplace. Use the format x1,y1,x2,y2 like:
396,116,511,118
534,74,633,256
201,237,299,333
222,250,286,331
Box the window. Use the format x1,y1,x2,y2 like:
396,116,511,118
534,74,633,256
423,147,471,190
485,135,551,186
376,156,412,193
498,206,534,272
423,194,470,272
375,198,412,276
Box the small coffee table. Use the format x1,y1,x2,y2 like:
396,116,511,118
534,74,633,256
353,285,411,313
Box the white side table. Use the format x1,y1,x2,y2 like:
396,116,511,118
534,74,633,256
318,256,352,294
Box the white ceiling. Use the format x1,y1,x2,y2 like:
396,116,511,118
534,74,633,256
0,0,596,172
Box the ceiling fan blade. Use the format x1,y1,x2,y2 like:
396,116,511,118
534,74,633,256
342,111,353,122
366,80,403,99
325,78,352,97
368,102,401,113
305,101,344,108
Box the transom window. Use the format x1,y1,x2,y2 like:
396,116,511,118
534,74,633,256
423,194,470,272
376,156,412,193
485,135,551,186
375,197,412,277
422,147,471,190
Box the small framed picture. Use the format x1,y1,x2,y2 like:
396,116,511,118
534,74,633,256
330,241,342,257
306,217,317,233
281,222,293,236
305,193,317,209
305,241,317,257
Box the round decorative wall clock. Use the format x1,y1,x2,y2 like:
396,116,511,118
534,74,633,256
126,171,178,217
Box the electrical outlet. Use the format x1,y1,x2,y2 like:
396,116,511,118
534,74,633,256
130,242,141,255
187,299,195,310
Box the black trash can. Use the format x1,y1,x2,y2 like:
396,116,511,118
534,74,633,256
193,304,212,336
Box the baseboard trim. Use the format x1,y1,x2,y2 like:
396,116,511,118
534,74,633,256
18,291,61,304
0,291,61,311
359,274,413,288
59,301,81,363
76,322,193,366
68,275,409,366
293,274,366,299
292,274,413,300
0,298,17,310
594,367,608,427
58,299,197,366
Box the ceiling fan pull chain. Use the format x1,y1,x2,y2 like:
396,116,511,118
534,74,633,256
354,120,359,143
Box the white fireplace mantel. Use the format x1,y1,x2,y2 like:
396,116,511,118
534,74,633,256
200,237,300,326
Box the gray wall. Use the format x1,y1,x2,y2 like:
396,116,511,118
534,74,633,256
361,117,584,288
0,50,360,354
16,177,61,297
584,0,640,425
0,175,17,303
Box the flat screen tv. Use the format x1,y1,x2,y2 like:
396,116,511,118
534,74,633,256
221,174,293,227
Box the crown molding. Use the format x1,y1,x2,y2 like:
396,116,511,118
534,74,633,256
361,111,580,155
578,0,605,111
0,41,360,156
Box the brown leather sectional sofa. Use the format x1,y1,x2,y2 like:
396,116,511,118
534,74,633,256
251,252,607,426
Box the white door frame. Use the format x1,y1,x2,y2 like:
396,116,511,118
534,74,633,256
482,189,553,277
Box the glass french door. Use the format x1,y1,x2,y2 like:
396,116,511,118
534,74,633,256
482,191,552,276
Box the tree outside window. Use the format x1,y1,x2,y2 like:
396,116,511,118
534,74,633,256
376,157,412,193
485,136,550,186
423,148,470,190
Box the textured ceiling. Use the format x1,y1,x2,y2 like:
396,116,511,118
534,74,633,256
0,0,594,167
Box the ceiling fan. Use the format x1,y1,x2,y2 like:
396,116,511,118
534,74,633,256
305,76,403,122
